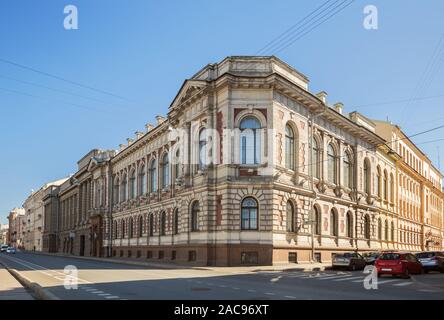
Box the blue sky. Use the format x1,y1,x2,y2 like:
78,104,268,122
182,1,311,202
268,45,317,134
1,0,444,224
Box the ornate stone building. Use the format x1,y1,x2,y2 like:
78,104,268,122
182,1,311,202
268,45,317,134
7,208,25,249
44,56,444,266
23,179,67,251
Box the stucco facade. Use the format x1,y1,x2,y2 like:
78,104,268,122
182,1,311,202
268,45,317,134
33,56,444,266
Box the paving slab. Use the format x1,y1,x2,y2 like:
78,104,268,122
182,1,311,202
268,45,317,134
0,263,34,300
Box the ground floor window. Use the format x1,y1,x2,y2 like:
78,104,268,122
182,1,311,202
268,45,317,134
241,252,259,265
288,252,297,263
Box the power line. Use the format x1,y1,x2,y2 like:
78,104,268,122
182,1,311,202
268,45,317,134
273,0,355,54
0,57,132,102
294,123,444,171
0,74,125,110
0,86,114,114
256,0,335,55
350,92,444,109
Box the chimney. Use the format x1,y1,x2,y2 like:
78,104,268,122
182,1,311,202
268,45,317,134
127,138,134,145
145,123,154,132
316,91,328,104
155,115,166,125
333,102,344,114
135,131,144,139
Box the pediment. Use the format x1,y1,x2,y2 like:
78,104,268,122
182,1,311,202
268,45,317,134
169,79,208,110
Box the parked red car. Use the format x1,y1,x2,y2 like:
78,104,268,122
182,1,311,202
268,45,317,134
375,252,423,278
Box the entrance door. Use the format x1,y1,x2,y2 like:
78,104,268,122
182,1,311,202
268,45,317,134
80,235,85,256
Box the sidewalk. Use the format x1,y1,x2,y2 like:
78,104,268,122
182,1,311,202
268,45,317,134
0,264,34,300
26,250,331,273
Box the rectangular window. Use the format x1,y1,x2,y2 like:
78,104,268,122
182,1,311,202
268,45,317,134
241,252,259,265
314,252,321,263
158,251,164,259
188,250,197,262
288,252,297,263
171,250,176,260
147,251,153,259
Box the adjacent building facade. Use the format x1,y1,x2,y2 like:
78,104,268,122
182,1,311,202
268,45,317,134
12,56,444,266
0,223,9,244
23,178,67,251
7,208,25,249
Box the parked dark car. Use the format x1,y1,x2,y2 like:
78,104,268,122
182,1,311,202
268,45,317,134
415,252,444,273
362,252,380,265
332,253,367,271
375,252,423,278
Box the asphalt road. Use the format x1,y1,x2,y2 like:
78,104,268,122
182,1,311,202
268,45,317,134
1,252,443,300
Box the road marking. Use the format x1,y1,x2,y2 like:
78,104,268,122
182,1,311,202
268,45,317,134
91,291,104,294
264,292,276,296
284,295,297,299
317,274,354,280
392,282,413,287
85,289,97,292
218,285,227,288
332,276,364,282
232,287,240,290
352,278,366,283
248,289,257,293
98,293,112,296
105,296,120,299
377,279,401,285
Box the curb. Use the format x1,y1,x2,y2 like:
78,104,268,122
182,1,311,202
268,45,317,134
20,251,331,273
0,261,59,300
25,250,202,270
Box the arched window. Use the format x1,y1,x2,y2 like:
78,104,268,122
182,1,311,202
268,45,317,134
160,211,166,236
173,209,179,235
139,165,146,196
327,144,337,184
383,170,388,200
128,217,133,238
150,159,157,193
285,124,295,170
129,170,136,199
113,177,120,204
390,173,394,203
121,174,127,202
199,128,207,171
241,197,258,230
384,220,389,241
330,209,338,236
286,201,295,232
363,159,371,194
138,216,143,237
161,153,169,189
376,166,381,198
346,211,353,238
364,215,371,239
149,214,154,236
378,218,382,240
312,138,320,179
121,219,126,239
343,151,353,188
240,116,261,165
191,201,199,232
313,205,321,235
